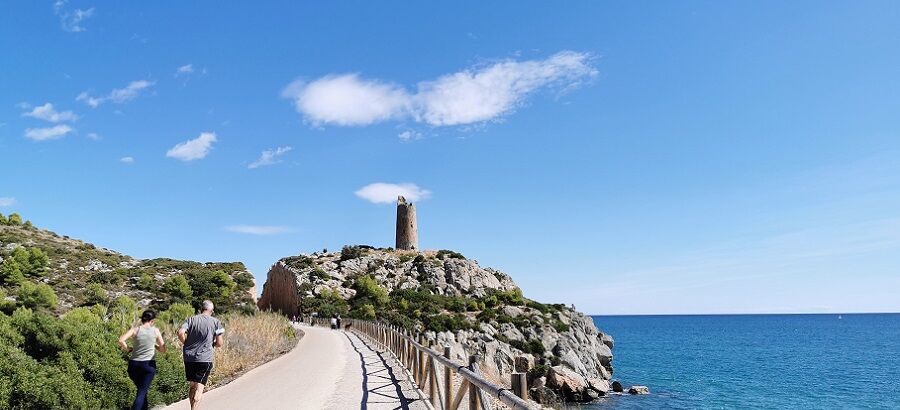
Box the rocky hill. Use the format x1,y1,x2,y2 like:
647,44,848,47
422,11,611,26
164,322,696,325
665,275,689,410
0,212,257,314
258,246,614,402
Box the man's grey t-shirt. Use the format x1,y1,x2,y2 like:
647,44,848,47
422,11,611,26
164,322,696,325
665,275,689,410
180,314,224,363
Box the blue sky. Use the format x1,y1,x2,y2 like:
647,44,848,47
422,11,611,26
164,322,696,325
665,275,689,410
1,1,899,314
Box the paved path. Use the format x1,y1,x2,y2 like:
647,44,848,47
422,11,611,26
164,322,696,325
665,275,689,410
163,325,428,410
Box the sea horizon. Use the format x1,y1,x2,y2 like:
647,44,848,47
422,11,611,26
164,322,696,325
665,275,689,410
591,311,900,317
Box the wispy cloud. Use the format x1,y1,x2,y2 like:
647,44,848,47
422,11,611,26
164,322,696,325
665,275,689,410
21,103,78,123
282,51,596,128
53,0,94,33
175,64,194,77
248,146,292,169
166,132,217,161
87,132,101,140
398,130,422,141
355,183,431,204
25,125,73,141
120,156,135,164
0,197,15,207
77,80,155,108
224,225,293,235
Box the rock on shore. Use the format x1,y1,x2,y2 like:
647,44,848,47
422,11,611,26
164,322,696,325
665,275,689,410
258,247,614,403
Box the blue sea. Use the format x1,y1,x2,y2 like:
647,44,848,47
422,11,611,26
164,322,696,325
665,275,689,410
578,314,900,409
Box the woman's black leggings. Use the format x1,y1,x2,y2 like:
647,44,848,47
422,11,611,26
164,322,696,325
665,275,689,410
127,360,157,410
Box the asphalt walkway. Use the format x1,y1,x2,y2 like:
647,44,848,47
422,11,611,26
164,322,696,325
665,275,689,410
163,324,428,410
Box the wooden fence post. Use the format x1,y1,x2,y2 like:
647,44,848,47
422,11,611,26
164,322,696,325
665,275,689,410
511,373,527,400
444,346,453,410
469,355,480,410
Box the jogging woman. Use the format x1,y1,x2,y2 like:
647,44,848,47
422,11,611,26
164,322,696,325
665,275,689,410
118,310,167,410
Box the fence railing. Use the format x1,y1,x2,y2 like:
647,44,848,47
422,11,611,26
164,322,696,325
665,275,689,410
308,317,543,410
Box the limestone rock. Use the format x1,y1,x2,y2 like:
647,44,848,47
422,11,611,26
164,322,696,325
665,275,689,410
628,385,650,395
612,380,624,393
257,248,617,403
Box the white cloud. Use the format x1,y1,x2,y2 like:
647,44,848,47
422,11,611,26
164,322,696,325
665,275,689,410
224,225,293,235
76,92,103,108
282,51,595,127
86,132,101,140
108,80,154,103
355,183,431,204
415,51,596,125
0,197,15,207
22,103,78,123
25,125,73,141
398,130,422,141
120,156,135,164
54,1,94,32
166,132,217,161
77,80,155,107
248,146,292,169
175,64,195,76
283,75,410,126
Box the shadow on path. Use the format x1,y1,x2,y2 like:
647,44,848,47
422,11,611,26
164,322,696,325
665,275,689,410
343,331,422,410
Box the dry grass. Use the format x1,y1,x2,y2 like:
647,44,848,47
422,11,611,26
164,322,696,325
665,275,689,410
160,312,299,388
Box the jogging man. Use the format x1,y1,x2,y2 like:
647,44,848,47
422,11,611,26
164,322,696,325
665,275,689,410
177,300,224,410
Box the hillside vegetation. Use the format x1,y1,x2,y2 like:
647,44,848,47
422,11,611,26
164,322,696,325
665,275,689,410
0,212,296,409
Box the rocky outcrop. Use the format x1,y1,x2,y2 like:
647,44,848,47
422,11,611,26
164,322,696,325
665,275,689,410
257,263,299,315
628,385,650,395
258,247,614,403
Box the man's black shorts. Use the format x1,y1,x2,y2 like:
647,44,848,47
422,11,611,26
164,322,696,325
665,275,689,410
184,361,213,384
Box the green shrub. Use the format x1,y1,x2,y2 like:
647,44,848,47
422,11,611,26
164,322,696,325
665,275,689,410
340,246,367,261
0,289,15,315
551,319,570,333
0,213,6,225
91,268,127,285
528,364,550,380
162,275,192,301
352,275,389,307
8,213,22,225
436,249,466,260
158,303,195,327
283,255,317,270
527,339,546,355
18,282,58,310
477,308,497,321
138,273,156,291
495,288,525,306
526,300,552,314
0,247,49,285
187,270,236,310
0,258,24,285
81,283,109,306
423,313,472,333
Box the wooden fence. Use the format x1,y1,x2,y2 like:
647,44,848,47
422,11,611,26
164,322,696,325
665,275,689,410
309,317,543,410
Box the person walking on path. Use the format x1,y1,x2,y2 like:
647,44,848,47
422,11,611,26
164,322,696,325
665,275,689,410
118,310,167,410
177,300,225,410
330,315,337,330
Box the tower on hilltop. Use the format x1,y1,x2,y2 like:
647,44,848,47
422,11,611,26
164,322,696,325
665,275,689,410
395,196,418,250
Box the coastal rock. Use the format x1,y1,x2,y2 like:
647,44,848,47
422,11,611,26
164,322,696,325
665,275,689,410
612,380,624,393
588,378,610,395
628,385,650,395
258,248,615,403
599,331,614,349
547,366,594,402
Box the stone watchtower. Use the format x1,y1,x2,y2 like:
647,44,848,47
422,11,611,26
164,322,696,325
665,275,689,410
395,196,418,250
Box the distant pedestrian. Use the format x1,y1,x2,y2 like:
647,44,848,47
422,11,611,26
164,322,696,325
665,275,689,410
330,315,337,330
177,300,225,410
336,315,342,330
118,310,166,410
